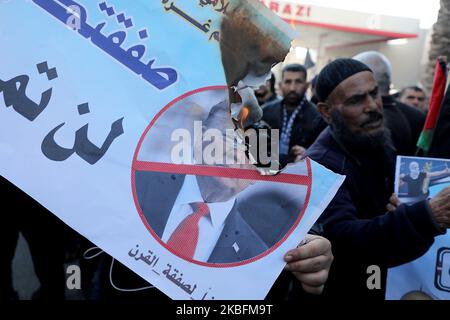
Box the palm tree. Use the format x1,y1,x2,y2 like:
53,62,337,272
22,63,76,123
423,0,450,94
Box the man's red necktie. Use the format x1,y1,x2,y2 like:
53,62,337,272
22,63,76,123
167,202,210,259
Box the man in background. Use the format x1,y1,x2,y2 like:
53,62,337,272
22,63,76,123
254,73,280,107
399,86,427,113
306,58,449,299
262,64,326,166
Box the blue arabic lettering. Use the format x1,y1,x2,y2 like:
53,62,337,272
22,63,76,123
32,0,177,90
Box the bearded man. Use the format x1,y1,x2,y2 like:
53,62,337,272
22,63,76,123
304,58,450,299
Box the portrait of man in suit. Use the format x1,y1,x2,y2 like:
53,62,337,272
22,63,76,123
134,93,308,264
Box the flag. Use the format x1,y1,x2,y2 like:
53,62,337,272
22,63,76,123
417,56,448,154
428,74,450,158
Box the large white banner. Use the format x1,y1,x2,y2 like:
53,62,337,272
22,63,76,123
0,0,344,299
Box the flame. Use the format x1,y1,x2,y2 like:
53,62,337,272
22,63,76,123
239,105,250,129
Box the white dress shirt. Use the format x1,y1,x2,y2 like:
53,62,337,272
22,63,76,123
161,175,235,261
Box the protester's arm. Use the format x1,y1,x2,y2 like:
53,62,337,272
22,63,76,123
283,235,333,295
319,186,446,268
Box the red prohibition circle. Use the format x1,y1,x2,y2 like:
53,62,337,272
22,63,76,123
131,86,312,268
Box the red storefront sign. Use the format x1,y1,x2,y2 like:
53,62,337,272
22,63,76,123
259,0,312,18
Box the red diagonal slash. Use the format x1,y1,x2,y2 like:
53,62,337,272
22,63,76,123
133,160,311,185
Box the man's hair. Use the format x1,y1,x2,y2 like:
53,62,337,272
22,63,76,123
400,86,425,97
282,63,307,79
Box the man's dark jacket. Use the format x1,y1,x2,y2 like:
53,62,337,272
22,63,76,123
383,95,425,156
262,98,326,165
429,88,450,158
304,127,443,299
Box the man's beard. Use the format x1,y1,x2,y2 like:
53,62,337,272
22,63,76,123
284,92,302,106
330,110,388,155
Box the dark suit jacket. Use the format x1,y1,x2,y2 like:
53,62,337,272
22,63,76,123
262,98,326,165
382,95,425,156
429,88,450,158
134,170,303,263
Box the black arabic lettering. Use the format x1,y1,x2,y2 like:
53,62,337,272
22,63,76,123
168,268,180,283
162,0,174,11
198,0,212,6
174,272,183,285
162,264,172,276
199,0,229,14
129,245,159,267
181,283,196,295
0,76,52,121
136,253,145,261
216,0,229,14
32,0,177,90
128,245,140,257
161,262,197,295
202,19,212,32
41,117,124,165
162,0,211,33
201,288,215,300
199,0,218,8
208,31,220,42
141,252,154,265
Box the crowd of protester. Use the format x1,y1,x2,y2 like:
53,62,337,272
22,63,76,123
4,48,450,301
